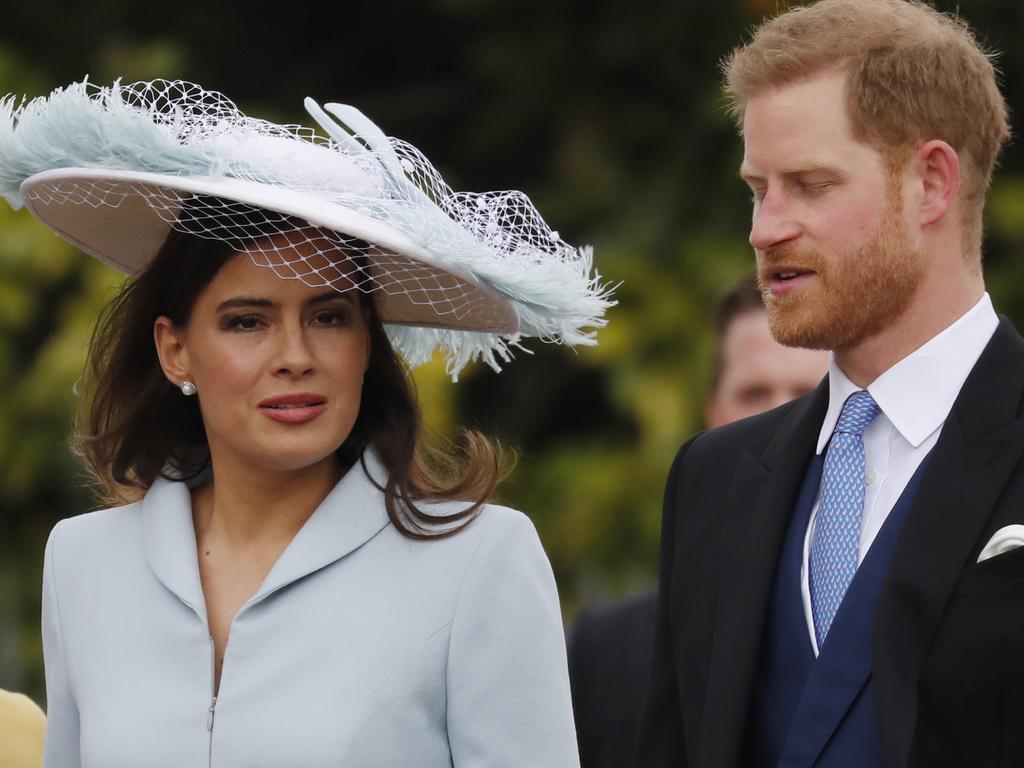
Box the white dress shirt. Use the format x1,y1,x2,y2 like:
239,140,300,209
801,293,999,654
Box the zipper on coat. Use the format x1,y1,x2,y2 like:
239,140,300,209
208,635,217,768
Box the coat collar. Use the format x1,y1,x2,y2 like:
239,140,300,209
141,450,392,625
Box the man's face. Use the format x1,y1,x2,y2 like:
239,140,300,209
739,70,926,352
705,309,829,428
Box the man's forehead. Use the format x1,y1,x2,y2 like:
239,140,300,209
739,158,846,181
738,73,880,178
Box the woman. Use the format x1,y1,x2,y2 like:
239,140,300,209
0,80,612,766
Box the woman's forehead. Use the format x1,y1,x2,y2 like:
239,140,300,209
204,246,362,304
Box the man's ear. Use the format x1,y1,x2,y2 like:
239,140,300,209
914,139,960,227
153,316,191,386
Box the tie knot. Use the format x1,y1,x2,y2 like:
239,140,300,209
834,390,880,437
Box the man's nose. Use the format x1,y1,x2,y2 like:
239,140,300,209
749,190,800,252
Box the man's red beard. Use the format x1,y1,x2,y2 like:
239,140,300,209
755,198,924,352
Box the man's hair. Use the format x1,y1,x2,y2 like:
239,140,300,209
723,0,1010,255
709,274,765,393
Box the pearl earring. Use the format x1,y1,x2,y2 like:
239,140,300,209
180,380,198,396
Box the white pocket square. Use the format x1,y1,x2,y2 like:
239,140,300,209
977,524,1024,563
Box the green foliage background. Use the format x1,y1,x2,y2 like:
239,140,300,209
3,0,1024,702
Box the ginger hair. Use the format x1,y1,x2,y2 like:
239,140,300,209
723,0,1010,256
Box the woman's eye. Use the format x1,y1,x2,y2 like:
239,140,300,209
223,314,264,331
312,310,350,327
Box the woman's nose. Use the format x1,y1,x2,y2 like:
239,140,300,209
273,323,315,376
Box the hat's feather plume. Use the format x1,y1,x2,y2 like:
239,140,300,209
0,79,616,378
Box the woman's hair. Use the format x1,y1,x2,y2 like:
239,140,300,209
73,219,511,539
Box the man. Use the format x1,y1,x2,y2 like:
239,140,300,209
569,276,826,768
704,276,829,426
638,1,1020,766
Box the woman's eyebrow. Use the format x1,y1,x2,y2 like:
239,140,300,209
305,291,357,307
216,292,356,312
216,296,274,311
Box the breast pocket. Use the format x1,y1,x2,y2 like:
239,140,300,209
950,544,1024,601
916,544,1024,749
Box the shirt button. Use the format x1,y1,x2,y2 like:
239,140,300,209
865,469,877,486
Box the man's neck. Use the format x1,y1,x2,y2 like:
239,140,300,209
835,277,984,388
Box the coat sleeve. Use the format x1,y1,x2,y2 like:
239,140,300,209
42,521,82,768
446,509,580,768
635,439,695,767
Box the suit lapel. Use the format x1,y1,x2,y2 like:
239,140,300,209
699,381,829,768
875,319,1024,767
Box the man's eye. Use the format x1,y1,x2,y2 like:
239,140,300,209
800,181,833,194
738,386,771,405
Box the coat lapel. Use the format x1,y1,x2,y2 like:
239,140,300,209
141,451,393,624
875,318,1024,767
142,477,208,620
699,381,829,768
246,451,391,607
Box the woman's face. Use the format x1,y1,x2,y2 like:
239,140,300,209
154,239,371,476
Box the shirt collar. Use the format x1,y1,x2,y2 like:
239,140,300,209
816,292,998,454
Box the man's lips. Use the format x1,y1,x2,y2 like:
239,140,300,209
258,393,328,424
763,266,817,296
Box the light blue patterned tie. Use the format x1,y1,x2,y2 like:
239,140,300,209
809,390,880,648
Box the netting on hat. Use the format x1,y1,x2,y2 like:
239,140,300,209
0,79,615,376
25,178,511,332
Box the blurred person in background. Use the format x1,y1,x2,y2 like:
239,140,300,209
640,1,1024,765
0,80,612,767
568,275,826,768
0,689,45,768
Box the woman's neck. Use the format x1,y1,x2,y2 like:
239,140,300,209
191,453,343,551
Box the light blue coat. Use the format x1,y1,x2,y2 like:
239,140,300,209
41,453,580,767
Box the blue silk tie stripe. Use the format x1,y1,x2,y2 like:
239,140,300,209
809,390,881,648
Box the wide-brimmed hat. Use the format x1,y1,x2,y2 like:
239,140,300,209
0,79,613,376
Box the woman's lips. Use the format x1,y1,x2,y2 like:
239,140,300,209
258,393,327,424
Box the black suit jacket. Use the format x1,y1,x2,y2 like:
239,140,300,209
568,590,657,768
637,318,1024,768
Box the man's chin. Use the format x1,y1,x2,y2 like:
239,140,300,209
766,305,838,350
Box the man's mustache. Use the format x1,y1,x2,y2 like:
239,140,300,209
756,245,825,282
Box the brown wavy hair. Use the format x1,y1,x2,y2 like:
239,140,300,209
73,222,512,539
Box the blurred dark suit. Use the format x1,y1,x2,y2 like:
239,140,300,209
567,590,657,768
